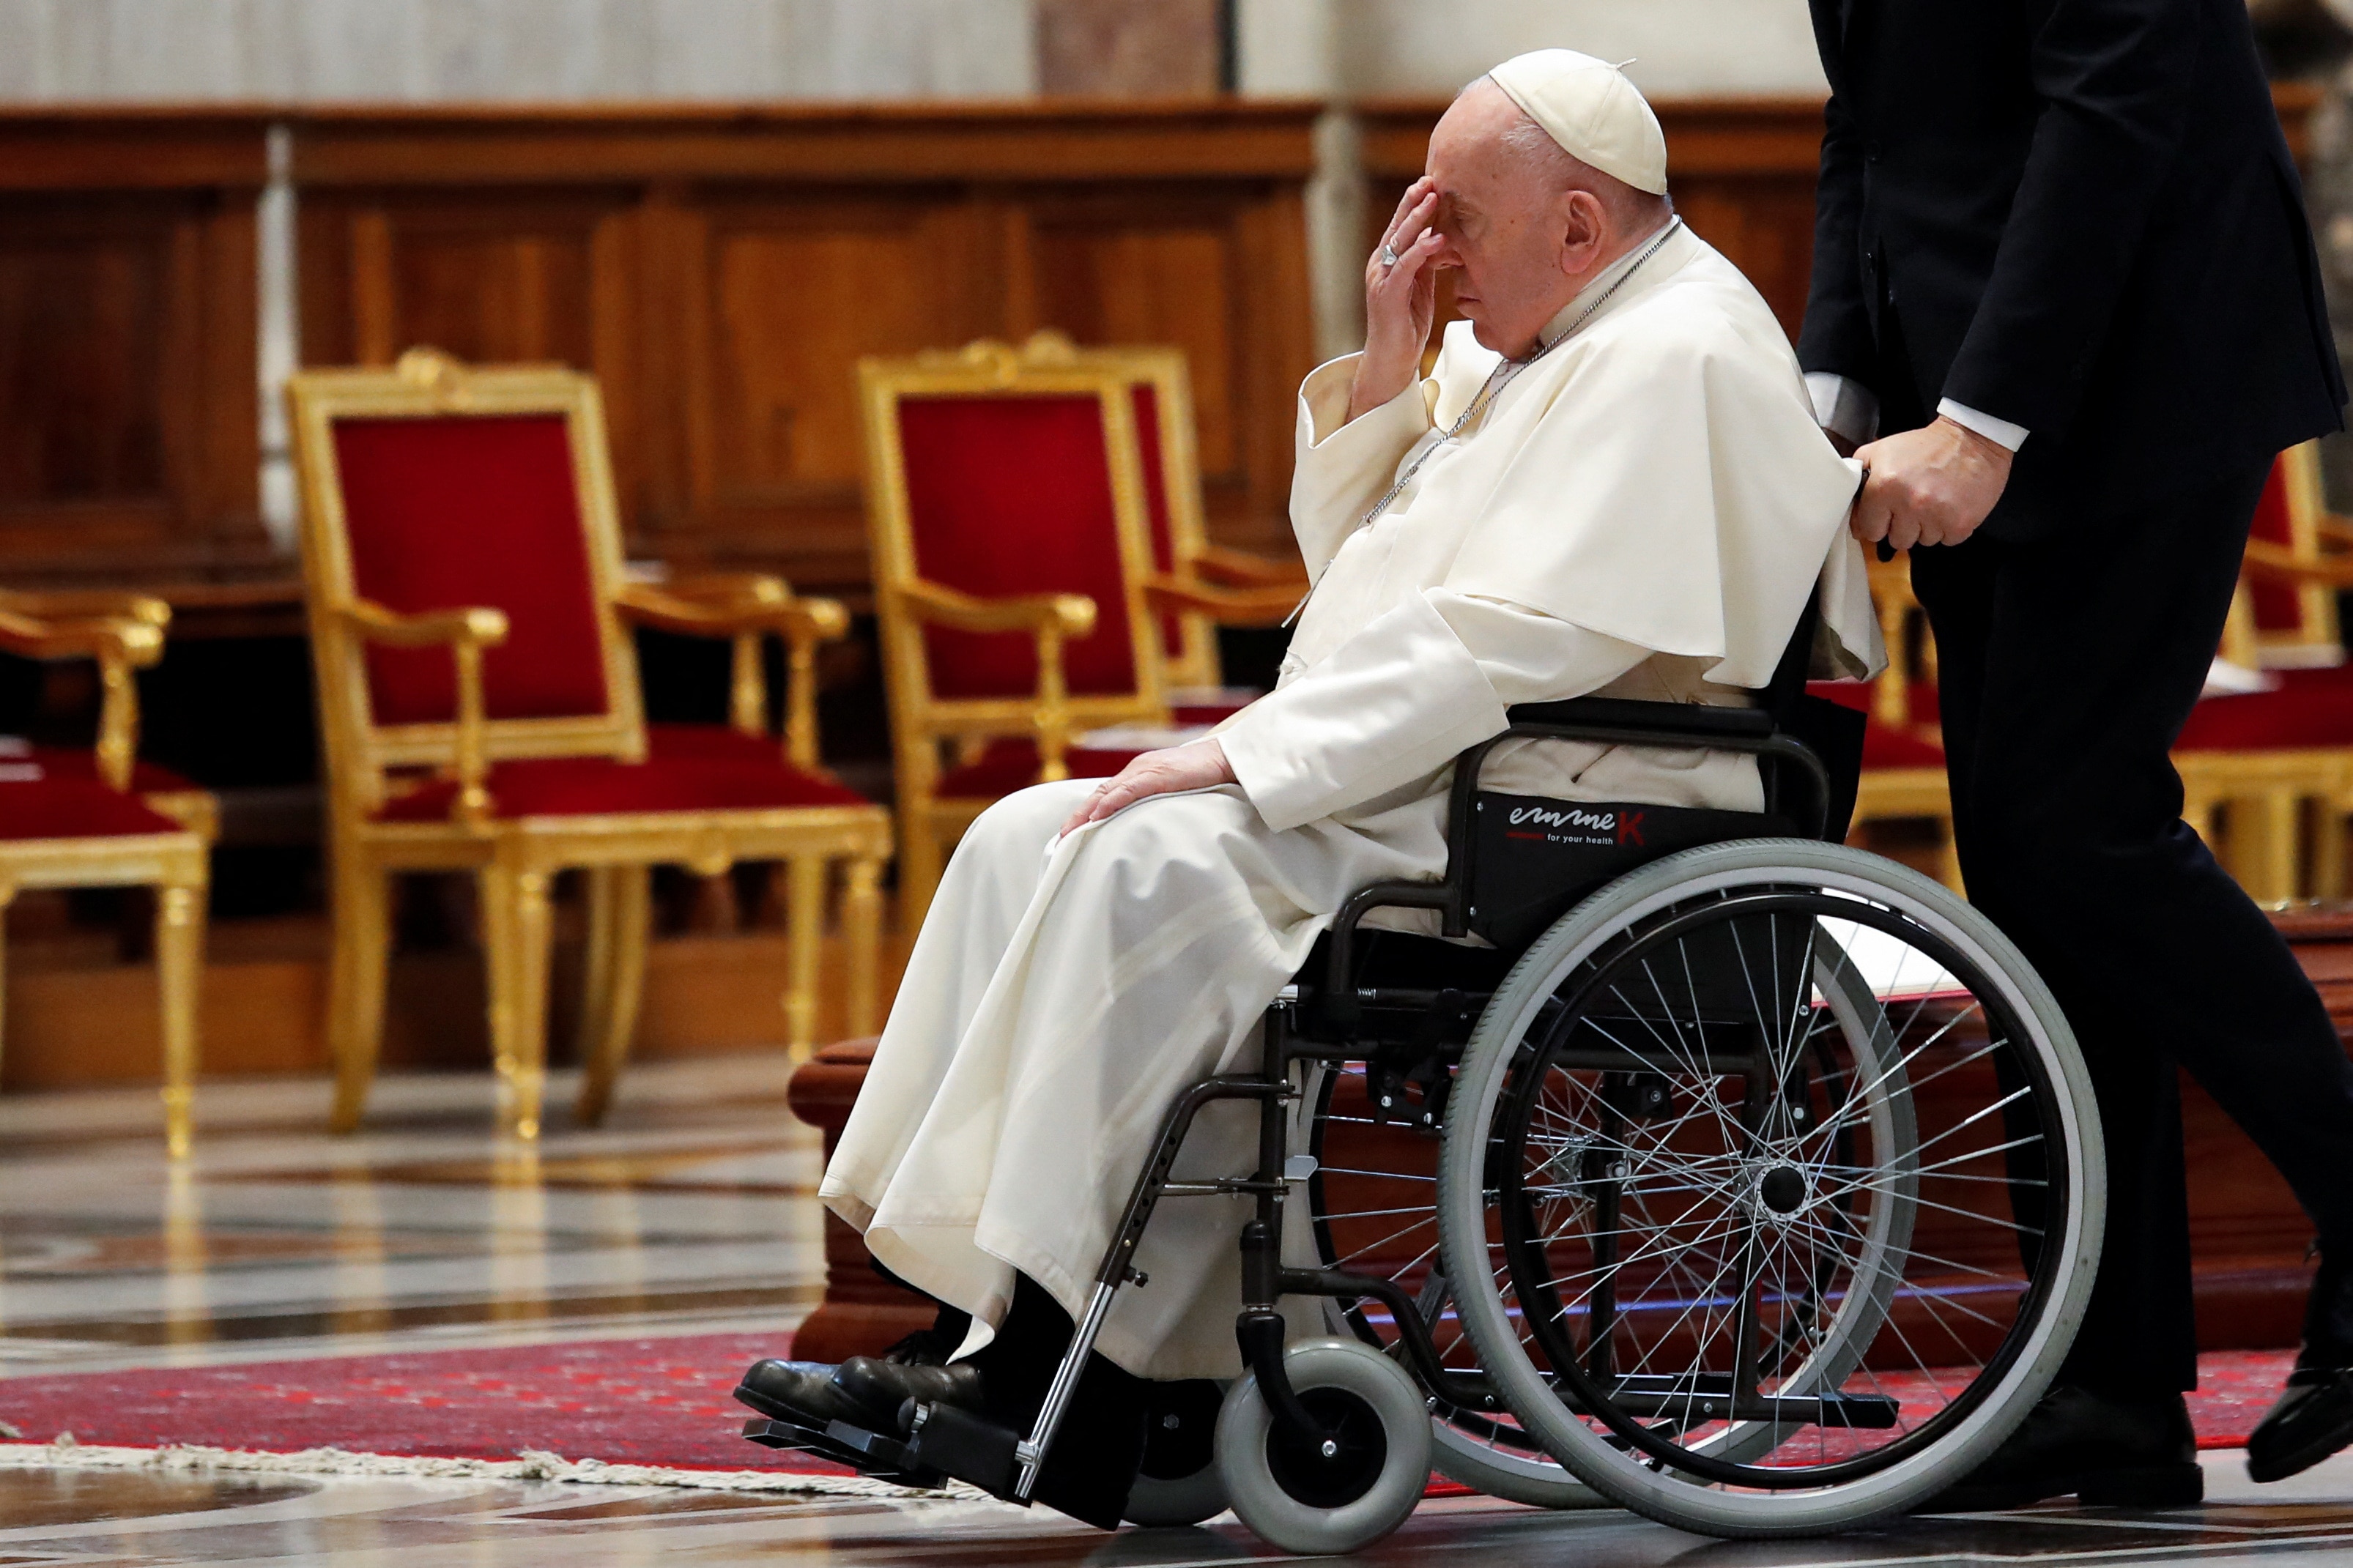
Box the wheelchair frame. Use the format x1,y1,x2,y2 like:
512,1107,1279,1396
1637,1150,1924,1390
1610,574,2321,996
768,696,1839,1506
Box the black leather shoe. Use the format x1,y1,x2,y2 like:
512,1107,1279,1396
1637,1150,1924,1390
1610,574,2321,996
2248,1368,2353,1483
835,1355,986,1428
1919,1384,2202,1512
2248,1251,2353,1484
734,1359,870,1427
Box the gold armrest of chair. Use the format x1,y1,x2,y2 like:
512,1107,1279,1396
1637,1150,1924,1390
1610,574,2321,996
1187,543,1308,589
2312,513,2353,550
0,585,172,629
339,600,510,827
2242,539,2353,590
614,579,853,769
1141,573,1305,628
894,580,1097,781
0,595,171,792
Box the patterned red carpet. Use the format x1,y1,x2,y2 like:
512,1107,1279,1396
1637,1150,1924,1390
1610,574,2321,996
0,1333,809,1472
0,1337,2299,1472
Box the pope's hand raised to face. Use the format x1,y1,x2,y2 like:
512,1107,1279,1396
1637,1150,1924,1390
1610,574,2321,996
1058,738,1238,838
1349,176,1450,423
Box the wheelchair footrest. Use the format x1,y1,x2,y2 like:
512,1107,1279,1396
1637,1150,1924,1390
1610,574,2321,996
902,1401,1025,1498
738,1415,946,1487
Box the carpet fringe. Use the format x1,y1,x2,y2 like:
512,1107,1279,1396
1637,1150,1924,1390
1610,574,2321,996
0,1435,982,1500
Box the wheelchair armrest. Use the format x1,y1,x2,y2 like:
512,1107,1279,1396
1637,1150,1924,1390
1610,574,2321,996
1503,696,1775,746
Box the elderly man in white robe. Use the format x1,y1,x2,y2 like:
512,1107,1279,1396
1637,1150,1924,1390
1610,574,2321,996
735,50,1878,1526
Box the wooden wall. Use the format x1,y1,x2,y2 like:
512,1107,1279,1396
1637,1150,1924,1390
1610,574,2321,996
291,103,1319,587
0,114,272,582
1358,86,2321,346
0,101,1320,597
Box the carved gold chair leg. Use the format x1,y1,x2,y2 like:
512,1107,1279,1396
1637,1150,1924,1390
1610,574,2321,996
2323,795,2352,902
488,862,556,1142
784,855,828,1055
1932,816,1964,895
327,861,393,1134
898,807,944,933
155,875,207,1161
576,865,648,1126
2240,788,2304,904
844,854,884,1038
0,880,12,1090
578,864,622,1060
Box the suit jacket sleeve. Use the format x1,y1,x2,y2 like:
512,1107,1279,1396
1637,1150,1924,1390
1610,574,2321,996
1941,0,2198,438
1797,67,1875,384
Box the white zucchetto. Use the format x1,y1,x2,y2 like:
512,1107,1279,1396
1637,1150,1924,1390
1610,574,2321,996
1487,48,1670,196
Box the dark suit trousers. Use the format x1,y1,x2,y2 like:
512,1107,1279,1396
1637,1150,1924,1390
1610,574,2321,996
1910,460,2353,1397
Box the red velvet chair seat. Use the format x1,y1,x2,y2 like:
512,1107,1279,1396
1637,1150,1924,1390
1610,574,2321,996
935,737,1143,800
1,777,187,839
22,748,203,794
1807,682,1948,770
374,754,870,823
645,723,787,764
2177,677,2353,751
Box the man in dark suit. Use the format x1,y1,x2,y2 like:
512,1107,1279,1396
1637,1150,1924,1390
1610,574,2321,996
1804,0,2353,1508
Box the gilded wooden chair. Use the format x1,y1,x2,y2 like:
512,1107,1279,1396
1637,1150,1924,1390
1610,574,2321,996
2164,442,2353,899
289,349,892,1140
0,590,212,1155
859,339,1168,925
1808,554,1961,890
1031,335,1306,696
860,335,1312,924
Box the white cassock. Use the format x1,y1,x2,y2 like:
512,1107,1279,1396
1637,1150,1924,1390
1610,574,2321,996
822,221,1885,1381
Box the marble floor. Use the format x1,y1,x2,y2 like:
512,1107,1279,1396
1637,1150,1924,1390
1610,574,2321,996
4,1066,2352,1565
0,1060,825,1377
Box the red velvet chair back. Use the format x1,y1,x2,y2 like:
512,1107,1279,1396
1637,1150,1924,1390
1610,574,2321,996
290,354,644,789
2237,442,2342,666
333,414,615,727
894,392,1146,702
2249,457,2301,636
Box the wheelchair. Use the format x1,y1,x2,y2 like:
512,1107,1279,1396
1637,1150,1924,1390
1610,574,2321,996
744,655,2105,1555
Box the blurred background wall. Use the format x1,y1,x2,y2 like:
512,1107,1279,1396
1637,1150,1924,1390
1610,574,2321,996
0,0,1826,104
0,0,2345,1090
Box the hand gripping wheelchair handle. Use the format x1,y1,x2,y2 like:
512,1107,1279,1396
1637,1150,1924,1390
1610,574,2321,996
1321,696,1834,1026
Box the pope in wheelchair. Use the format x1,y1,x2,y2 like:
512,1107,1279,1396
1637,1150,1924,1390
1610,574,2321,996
735,51,2103,1554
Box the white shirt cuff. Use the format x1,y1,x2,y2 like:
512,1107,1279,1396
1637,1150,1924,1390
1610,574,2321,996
1937,398,2029,453
1805,372,1880,447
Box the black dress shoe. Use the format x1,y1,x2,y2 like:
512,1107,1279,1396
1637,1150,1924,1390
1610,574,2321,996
1920,1384,2202,1512
835,1355,986,1427
734,1359,870,1427
2248,1368,2353,1483
2249,1250,2353,1484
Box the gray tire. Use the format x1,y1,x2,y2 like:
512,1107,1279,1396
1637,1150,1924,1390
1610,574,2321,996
1215,1337,1431,1554
1437,839,2104,1538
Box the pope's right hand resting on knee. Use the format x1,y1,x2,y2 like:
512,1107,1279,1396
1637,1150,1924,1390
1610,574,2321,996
749,51,1883,1501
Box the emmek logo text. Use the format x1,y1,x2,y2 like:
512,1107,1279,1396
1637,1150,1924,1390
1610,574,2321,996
1505,803,1648,847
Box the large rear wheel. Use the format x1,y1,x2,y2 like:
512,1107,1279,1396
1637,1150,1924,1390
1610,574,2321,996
1437,841,2102,1537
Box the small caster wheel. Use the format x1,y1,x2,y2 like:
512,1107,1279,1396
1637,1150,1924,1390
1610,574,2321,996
1125,1379,1229,1528
1215,1337,1430,1554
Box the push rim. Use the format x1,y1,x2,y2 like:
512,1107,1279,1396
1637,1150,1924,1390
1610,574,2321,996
1492,888,2063,1487
1438,842,2099,1531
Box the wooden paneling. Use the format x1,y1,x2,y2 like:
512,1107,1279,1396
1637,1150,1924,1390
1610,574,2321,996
290,103,1323,587
1358,86,2322,346
0,114,268,582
